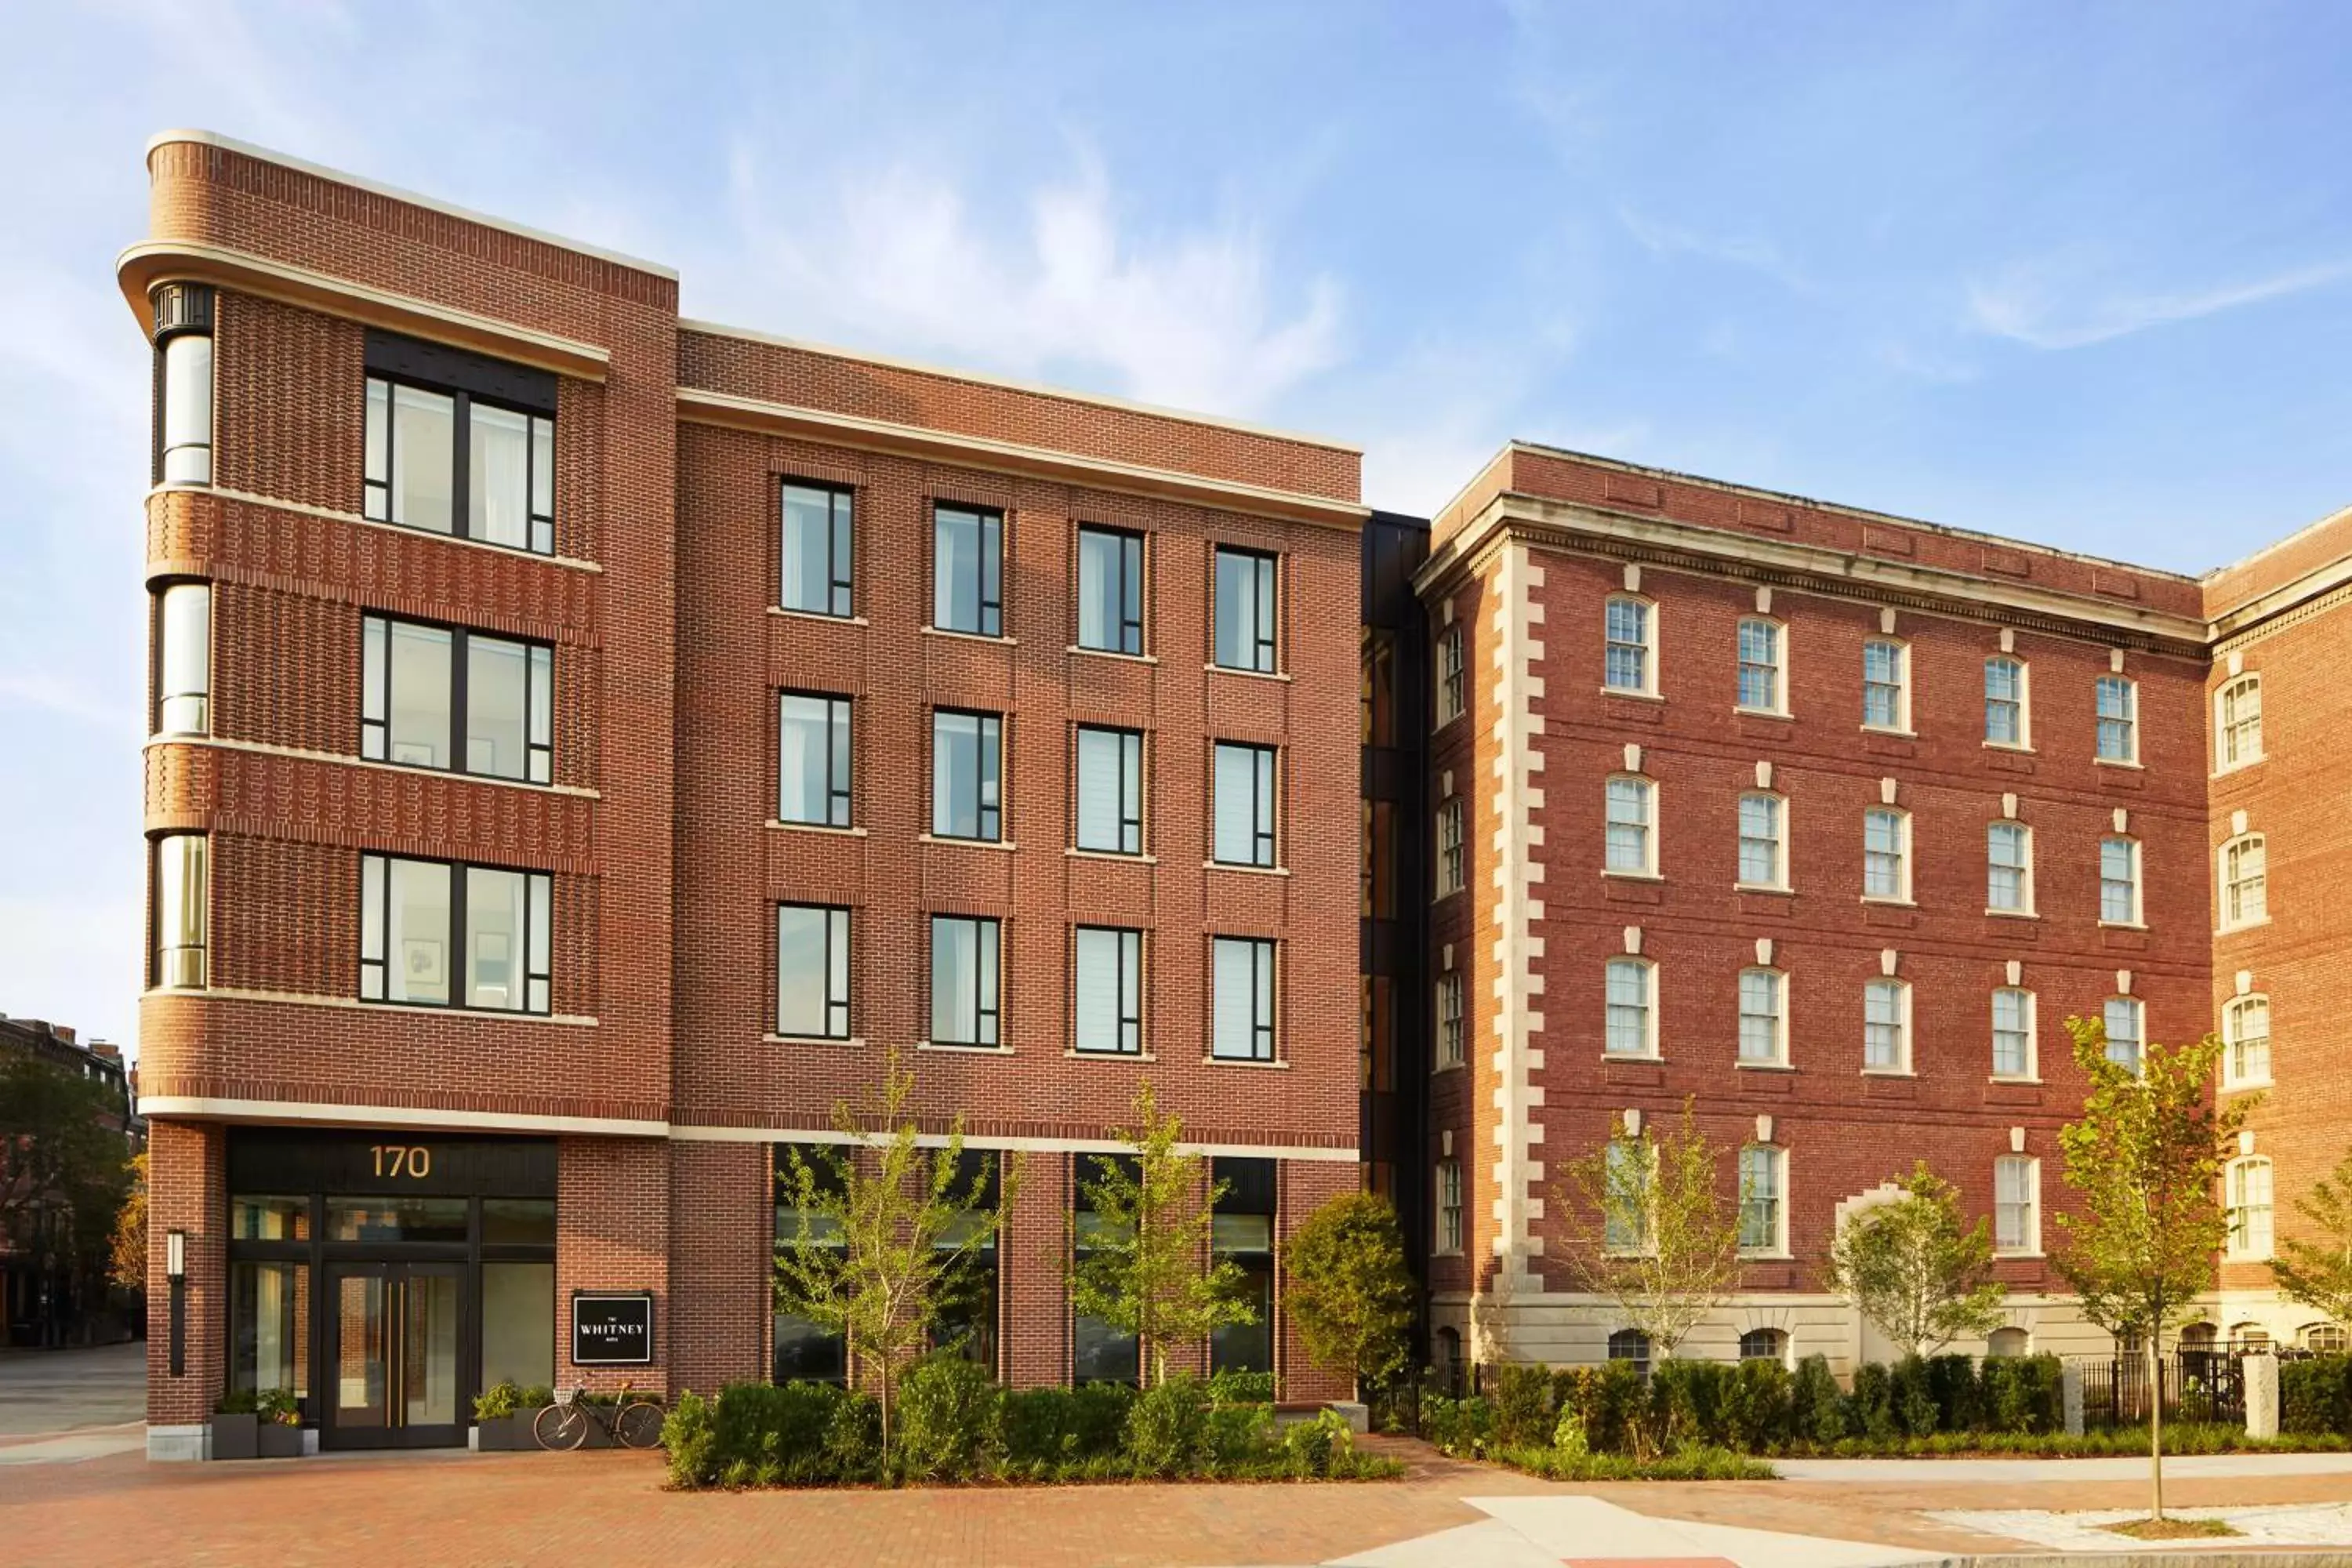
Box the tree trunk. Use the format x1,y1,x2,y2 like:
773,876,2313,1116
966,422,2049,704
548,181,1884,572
2146,1334,2164,1522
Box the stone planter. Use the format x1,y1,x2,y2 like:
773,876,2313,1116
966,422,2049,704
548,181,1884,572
210,1414,303,1460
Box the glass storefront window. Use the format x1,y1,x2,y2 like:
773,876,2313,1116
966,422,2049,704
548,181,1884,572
774,1144,848,1385
231,1194,310,1240
230,1260,310,1398
326,1196,469,1243
1211,1158,1275,1376
481,1197,555,1246
481,1261,554,1389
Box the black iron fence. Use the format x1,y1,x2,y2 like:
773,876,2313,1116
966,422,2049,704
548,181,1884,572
2073,1349,2250,1428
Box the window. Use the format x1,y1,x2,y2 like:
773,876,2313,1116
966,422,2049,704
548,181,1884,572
1436,798,1465,896
2228,1156,2275,1260
1436,628,1465,724
1602,1141,1653,1254
1603,596,1653,693
1361,637,1394,745
779,693,853,827
154,582,211,735
1210,1159,1276,1375
1987,821,2034,914
1435,1160,1463,1254
1213,547,1278,673
1739,1145,1785,1254
151,832,208,989
1071,726,1145,855
364,366,554,554
781,482,855,617
776,904,851,1039
1738,968,1786,1065
1211,937,1277,1062
1605,957,1656,1058
1863,808,1910,901
1075,525,1144,655
1360,800,1394,916
1604,776,1656,876
1737,793,1785,888
2222,833,2268,928
2096,676,2138,763
360,855,550,1013
1607,1327,1653,1377
1212,742,1279,867
1984,655,2028,746
1073,1156,1142,1385
2103,996,2144,1069
1436,974,1465,1069
2305,1325,2350,1354
1864,978,1910,1072
1736,618,1784,712
2100,837,2142,925
362,616,553,784
1862,639,1908,731
1987,1327,2030,1358
928,915,1000,1047
2225,994,2271,1087
2216,675,2263,770
156,315,214,485
932,710,1004,841
926,1149,1003,1370
932,503,1004,637
1995,1156,2040,1254
1992,988,2036,1079
773,1145,848,1384
1073,926,1142,1056
2230,1323,2273,1352
1740,1328,1788,1364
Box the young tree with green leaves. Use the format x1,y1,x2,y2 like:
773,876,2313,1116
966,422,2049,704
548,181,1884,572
772,1050,1020,1455
1283,1189,1414,1396
2267,1147,2352,1330
1069,1082,1256,1387
2054,1017,2257,1524
1554,1099,1745,1364
1823,1161,2006,1358
0,1053,133,1279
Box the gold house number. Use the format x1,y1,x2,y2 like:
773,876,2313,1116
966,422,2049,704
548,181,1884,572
370,1144,433,1179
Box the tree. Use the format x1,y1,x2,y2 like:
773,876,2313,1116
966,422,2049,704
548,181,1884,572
2053,1018,2257,1524
2268,1148,2352,1329
772,1050,1020,1456
0,1053,133,1274
1823,1161,2006,1359
1069,1081,1256,1386
1283,1190,1414,1396
111,1152,148,1294
1554,1099,1744,1363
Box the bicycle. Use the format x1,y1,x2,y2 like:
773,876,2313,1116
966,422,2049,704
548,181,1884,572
533,1381,666,1450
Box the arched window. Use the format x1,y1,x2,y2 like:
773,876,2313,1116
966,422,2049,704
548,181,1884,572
1736,617,1784,713
1737,792,1786,889
1987,1327,2030,1358
1604,958,1657,1059
1984,655,2030,746
1604,775,1657,877
2303,1324,2348,1354
2224,995,2271,1089
1739,1327,1788,1364
1864,978,1911,1073
1604,596,1657,695
2179,1322,2218,1350
2222,834,2269,929
2216,674,2263,771
2228,1157,2274,1260
1607,1327,1653,1377
1737,968,1787,1065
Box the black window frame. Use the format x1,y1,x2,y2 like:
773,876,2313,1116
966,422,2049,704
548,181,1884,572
151,282,216,487
1072,1152,1143,1386
1210,1156,1276,1376
361,612,555,786
361,332,557,557
773,1142,850,1385
777,690,854,828
1075,524,1145,655
1073,724,1145,855
358,851,552,1015
1212,546,1279,673
928,913,1002,1048
775,902,853,1040
1072,924,1144,1056
1211,935,1278,1062
932,502,1004,638
779,481,855,619
1211,741,1279,868
931,709,1004,842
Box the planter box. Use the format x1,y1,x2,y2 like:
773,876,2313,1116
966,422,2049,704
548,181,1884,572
258,1421,303,1458
475,1414,537,1451
210,1414,303,1460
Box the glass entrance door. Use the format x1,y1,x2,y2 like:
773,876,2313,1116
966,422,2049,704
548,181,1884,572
324,1262,465,1448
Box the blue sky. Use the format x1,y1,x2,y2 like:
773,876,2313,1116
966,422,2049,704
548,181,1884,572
5,1,2352,1055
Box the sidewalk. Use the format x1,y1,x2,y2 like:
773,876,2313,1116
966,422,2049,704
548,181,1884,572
1777,1452,2352,1483
0,1341,144,1437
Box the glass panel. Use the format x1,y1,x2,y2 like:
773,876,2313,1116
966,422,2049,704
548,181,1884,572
931,917,985,1044
1214,550,1272,670
1213,744,1262,864
527,874,551,1015
528,645,554,783
779,695,841,825
1074,728,1133,853
334,1272,389,1428
469,403,531,547
781,485,838,614
387,859,452,1005
482,1197,556,1246
775,1313,848,1384
387,622,454,769
1212,1214,1274,1253
1211,938,1269,1060
162,335,213,484
361,855,385,999
361,618,387,757
230,1261,309,1399
1074,1314,1139,1385
154,833,208,989
390,386,454,533
931,712,999,839
1073,927,1133,1054
777,906,839,1036
231,1194,310,1240
365,379,390,508
405,1271,461,1427
935,506,982,633
465,635,531,779
326,1197,470,1243
481,1261,554,1389
531,416,555,522
157,583,211,734
1211,1258,1274,1374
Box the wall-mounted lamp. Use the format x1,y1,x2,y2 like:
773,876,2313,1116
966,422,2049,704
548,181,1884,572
166,1228,187,1377
166,1229,186,1279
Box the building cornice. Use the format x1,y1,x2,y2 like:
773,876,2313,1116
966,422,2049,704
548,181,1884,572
676,387,1370,531
670,1123,1359,1161
2209,548,2352,651
115,241,612,382
138,1096,663,1139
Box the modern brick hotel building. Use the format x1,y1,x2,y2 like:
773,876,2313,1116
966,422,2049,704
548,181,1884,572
120,131,2352,1457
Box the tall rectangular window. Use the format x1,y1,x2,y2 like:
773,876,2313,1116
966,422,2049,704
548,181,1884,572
1211,937,1276,1062
1736,619,1782,711
155,583,212,736
1605,958,1655,1058
1738,1145,1784,1254
1737,968,1784,1064
781,482,855,617
2095,676,2138,762
1436,629,1465,724
1984,656,2028,746
929,915,1000,1047
1864,808,1909,900
2217,675,2263,769
2223,835,2268,927
2226,995,2271,1087
779,693,853,827
158,331,215,485
360,854,550,1014
1435,1160,1463,1254
152,833,208,989
1737,793,1784,887
364,375,553,554
1995,1156,2039,1254
1987,821,2033,913
1605,776,1655,875
1436,798,1465,896
1075,726,1144,855
2100,837,2141,924
2228,1158,2275,1259
1436,973,1465,1069
2103,996,2143,1069
1073,926,1142,1055
1604,597,1653,693
1213,547,1278,673
1992,987,2035,1078
1076,525,1144,655
361,616,553,784
1863,639,1907,729
1212,742,1279,867
931,710,1004,841
1210,1158,1276,1375
774,1145,848,1385
776,904,851,1039
1602,1139,1652,1253
1864,978,1909,1072
1362,638,1395,744
933,504,1004,637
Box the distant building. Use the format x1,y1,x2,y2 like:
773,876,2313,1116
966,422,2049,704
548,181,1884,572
0,1014,140,1346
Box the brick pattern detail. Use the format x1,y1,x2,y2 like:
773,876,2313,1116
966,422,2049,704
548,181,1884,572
557,1136,672,1393
666,1141,771,1396
143,1120,227,1425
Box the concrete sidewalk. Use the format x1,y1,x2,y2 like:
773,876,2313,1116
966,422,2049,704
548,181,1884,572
1777,1451,2352,1483
1327,1494,1940,1566
0,1341,144,1437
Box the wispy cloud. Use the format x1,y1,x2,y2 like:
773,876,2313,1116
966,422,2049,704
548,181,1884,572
1967,254,2352,350
1617,207,1815,296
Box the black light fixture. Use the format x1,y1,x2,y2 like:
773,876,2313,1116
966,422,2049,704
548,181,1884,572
165,1228,187,1378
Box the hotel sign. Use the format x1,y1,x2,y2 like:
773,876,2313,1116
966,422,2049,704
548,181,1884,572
571,1291,655,1366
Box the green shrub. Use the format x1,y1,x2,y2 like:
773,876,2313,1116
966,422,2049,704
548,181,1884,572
1280,1409,1354,1476
1492,1363,1555,1447
1980,1353,2063,1435
1002,1387,1078,1464
662,1389,718,1487
1069,1381,1136,1457
1791,1354,1846,1444
1722,1357,1791,1451
1847,1359,1896,1441
1589,1359,1647,1454
1207,1369,1276,1406
2282,1356,2352,1436
1124,1375,1213,1476
1207,1402,1276,1468
1926,1354,1982,1433
894,1355,1003,1481
710,1381,851,1483
1552,1403,1589,1456
824,1390,882,1479
1423,1393,1494,1457
1494,1443,1775,1480
1653,1358,1736,1449
1888,1354,1938,1438
214,1388,258,1416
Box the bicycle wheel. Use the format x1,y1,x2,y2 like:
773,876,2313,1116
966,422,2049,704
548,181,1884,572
616,1400,665,1449
534,1402,590,1451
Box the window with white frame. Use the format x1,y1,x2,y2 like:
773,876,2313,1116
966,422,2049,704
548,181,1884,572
1737,967,1786,1065
1862,638,1908,731
1738,1145,1785,1254
1603,596,1654,694
2095,675,2138,763
1602,1138,1654,1253
1736,618,1784,712
2228,1156,2275,1259
2103,996,2144,1069
154,582,212,736
1604,776,1656,876
2100,837,2142,925
2307,1324,2351,1354
2222,833,2268,928
1737,792,1785,888
2224,994,2271,1088
1437,798,1465,896
1436,627,1465,724
1604,957,1657,1058
1435,1160,1463,1254
1864,977,1910,1072
1436,973,1465,1069
1992,986,2036,1079
1863,808,1910,901
1987,821,2034,914
1995,1156,2040,1254
2216,675,2263,771
1984,655,2029,746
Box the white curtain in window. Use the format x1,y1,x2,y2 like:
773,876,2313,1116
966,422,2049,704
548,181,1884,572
470,405,532,547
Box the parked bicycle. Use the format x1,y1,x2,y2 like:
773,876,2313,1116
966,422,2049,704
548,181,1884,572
533,1381,666,1450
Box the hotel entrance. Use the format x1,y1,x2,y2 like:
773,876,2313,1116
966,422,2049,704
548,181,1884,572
225,1130,557,1450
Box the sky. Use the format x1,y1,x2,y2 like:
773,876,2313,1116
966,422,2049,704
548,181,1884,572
5,1,2352,1058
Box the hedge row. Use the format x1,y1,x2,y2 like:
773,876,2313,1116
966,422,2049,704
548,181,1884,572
2282,1355,2352,1436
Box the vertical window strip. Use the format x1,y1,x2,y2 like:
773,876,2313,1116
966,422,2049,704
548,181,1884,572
2219,676,2263,767
1737,968,1783,1062
1605,776,1653,873
1212,937,1278,1062
156,583,212,736
1993,988,2034,1078
2100,837,2140,924
1605,958,1653,1057
1439,799,1465,894
1604,597,1650,691
1438,628,1465,721
1437,974,1464,1068
1737,619,1780,711
1863,639,1906,729
1864,978,1907,1070
2103,996,2143,1068
2095,675,2137,761
1996,1156,2037,1251
1985,657,2026,746
2227,996,2271,1085
1739,1145,1782,1252
154,833,209,989
1738,793,1782,887
1864,808,1907,899
1988,821,2031,912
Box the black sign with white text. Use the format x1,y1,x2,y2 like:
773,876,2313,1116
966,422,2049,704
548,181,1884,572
571,1291,655,1366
